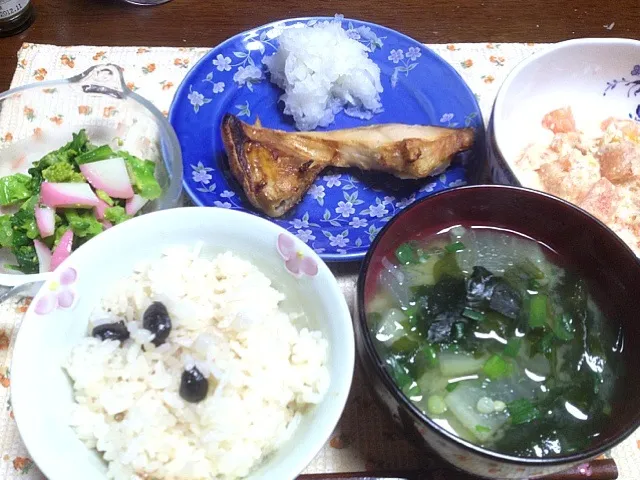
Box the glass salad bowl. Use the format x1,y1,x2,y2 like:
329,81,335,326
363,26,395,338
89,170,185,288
0,64,183,286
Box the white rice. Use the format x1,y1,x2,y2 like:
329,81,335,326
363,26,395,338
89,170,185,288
263,21,383,131
64,247,330,479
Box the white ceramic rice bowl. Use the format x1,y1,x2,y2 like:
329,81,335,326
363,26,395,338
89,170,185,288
11,206,354,480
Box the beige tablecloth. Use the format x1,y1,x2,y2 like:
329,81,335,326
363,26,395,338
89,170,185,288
0,41,638,479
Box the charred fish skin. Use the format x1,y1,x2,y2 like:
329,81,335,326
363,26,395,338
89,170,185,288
222,113,250,186
221,114,323,217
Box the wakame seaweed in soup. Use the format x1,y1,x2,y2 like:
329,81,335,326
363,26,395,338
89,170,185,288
367,226,625,458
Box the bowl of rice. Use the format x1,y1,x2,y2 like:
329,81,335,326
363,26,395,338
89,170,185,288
10,207,354,480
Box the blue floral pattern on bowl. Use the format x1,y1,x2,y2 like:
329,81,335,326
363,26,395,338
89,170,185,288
603,63,640,121
169,16,484,261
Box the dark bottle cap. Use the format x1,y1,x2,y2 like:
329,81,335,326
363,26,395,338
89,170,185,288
0,1,35,38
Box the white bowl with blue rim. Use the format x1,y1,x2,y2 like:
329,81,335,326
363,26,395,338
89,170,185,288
169,15,484,262
489,37,640,185
10,206,354,480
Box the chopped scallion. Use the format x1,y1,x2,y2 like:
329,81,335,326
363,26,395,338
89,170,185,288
445,382,459,392
528,293,548,328
462,307,485,322
452,322,466,341
402,381,422,400
482,354,512,380
475,425,491,433
395,243,416,265
422,343,439,369
389,360,412,389
445,241,465,253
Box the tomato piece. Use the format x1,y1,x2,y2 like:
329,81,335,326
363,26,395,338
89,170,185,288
542,107,576,134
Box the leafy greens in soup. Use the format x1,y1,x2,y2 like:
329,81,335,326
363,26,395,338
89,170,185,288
367,226,624,457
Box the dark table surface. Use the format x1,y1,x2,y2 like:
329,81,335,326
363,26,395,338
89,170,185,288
1,0,638,91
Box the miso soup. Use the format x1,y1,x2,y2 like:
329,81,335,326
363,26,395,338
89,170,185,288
367,226,624,457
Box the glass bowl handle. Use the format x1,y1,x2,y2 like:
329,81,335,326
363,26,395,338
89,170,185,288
68,64,128,99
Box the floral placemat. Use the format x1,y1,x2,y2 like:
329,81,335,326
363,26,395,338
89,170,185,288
0,42,638,479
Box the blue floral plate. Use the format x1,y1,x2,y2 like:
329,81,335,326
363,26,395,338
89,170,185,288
169,16,484,261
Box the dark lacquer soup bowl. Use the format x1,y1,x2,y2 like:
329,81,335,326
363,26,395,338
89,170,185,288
355,185,640,479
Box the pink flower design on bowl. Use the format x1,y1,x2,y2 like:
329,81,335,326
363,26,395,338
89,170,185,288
577,463,593,477
34,267,78,315
276,233,318,278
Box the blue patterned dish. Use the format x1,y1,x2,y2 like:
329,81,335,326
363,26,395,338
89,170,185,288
169,16,484,261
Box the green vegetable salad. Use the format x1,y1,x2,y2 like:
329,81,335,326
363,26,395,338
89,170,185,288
0,130,161,274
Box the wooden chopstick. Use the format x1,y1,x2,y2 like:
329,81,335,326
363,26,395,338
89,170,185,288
296,458,618,480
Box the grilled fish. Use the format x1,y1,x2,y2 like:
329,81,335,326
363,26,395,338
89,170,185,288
221,114,475,217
